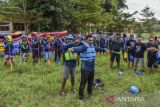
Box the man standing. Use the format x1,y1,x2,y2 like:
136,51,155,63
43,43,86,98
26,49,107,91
133,36,146,72
60,34,79,96
54,35,63,64
20,36,31,62
43,35,54,63
3,35,15,65
127,34,136,69
68,35,107,100
146,36,159,72
109,33,123,69
32,34,42,64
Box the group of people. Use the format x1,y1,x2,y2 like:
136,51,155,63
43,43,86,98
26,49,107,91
1,32,160,100
3,34,63,65
110,33,159,72
2,33,107,100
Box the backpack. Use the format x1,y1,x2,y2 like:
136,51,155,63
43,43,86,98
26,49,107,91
94,79,104,89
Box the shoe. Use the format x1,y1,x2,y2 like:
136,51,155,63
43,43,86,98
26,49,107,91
60,91,65,96
79,96,84,100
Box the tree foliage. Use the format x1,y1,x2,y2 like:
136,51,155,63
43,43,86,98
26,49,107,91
139,5,157,34
0,0,134,33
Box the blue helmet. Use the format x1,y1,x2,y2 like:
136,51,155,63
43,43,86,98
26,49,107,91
66,34,74,39
129,86,139,94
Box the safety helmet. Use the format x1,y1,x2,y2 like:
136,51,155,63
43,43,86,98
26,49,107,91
22,35,27,39
66,34,74,39
5,35,12,42
129,86,139,94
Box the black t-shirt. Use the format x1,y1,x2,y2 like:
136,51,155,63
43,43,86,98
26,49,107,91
146,43,159,59
110,39,123,52
127,39,136,54
134,43,146,58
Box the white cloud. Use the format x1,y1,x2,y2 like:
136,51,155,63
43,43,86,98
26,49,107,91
124,0,160,20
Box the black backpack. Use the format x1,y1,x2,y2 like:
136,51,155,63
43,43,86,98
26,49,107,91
94,79,104,89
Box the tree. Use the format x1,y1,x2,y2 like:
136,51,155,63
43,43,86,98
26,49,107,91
26,0,106,33
0,0,42,33
139,5,156,33
140,5,154,21
102,0,131,32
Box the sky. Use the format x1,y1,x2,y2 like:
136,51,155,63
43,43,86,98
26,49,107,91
124,0,160,20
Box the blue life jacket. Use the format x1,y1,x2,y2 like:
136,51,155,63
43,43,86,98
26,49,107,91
44,41,52,51
21,41,30,52
80,42,96,61
13,41,20,52
3,41,14,55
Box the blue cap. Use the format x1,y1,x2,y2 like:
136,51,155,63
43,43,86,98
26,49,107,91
66,34,74,39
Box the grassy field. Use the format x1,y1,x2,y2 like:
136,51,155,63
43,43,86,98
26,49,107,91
0,54,160,107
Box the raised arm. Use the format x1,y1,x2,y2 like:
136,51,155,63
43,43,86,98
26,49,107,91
95,46,107,52
72,45,87,53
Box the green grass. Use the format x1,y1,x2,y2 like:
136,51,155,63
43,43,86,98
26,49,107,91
0,54,160,107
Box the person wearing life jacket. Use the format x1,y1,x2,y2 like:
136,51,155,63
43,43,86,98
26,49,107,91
133,36,146,72
43,35,54,63
12,40,20,55
20,36,31,62
68,35,107,100
127,34,136,69
39,34,45,58
109,33,123,69
146,36,159,72
32,34,42,64
53,35,63,63
3,35,15,65
60,34,79,96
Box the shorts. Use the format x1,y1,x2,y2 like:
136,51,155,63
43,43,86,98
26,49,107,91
134,58,145,67
44,52,52,61
32,51,39,59
147,58,158,68
110,52,120,63
63,65,76,80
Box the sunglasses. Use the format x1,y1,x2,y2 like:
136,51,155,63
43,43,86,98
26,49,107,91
149,40,154,41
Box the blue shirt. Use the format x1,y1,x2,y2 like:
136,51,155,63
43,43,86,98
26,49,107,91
3,41,14,55
44,40,54,52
